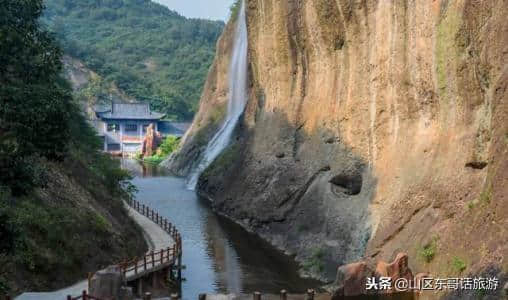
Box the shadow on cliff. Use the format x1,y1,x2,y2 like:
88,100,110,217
196,110,378,282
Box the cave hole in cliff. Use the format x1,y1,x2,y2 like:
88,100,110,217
329,172,362,195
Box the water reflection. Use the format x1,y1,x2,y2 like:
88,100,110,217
122,159,321,299
120,158,171,177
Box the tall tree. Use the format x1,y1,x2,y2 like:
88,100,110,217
0,0,74,194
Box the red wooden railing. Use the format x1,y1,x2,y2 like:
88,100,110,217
1,199,183,300
67,290,104,300
63,199,183,300
119,199,183,278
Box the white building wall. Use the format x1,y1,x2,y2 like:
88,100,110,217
101,120,157,153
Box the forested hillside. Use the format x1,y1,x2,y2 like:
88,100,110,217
0,1,146,294
43,0,224,120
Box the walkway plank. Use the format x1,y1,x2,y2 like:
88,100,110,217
127,203,174,251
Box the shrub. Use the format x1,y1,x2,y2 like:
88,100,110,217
451,257,467,273
87,152,133,196
134,152,143,160
302,247,326,274
93,214,110,233
142,136,180,165
229,0,242,22
467,200,476,210
419,236,438,263
143,155,165,165
157,136,180,157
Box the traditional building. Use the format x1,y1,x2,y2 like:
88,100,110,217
94,103,189,154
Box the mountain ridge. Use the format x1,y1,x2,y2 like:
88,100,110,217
43,0,224,120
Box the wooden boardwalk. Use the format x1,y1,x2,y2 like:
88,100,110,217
64,199,183,300
120,199,183,284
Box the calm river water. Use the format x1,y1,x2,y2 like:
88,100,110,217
121,159,321,299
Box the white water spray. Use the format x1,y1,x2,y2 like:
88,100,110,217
187,0,248,190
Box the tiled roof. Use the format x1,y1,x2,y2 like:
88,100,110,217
96,103,165,120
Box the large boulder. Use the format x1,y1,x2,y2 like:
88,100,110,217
375,253,414,288
89,266,125,299
331,261,373,298
331,253,414,299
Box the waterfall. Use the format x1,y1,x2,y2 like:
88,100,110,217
187,0,248,190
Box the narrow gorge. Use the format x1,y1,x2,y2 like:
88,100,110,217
164,0,507,299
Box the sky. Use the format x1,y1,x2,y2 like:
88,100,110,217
153,0,235,21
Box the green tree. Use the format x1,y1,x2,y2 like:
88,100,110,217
42,0,224,121
0,0,74,195
158,136,180,157
0,2,145,292
230,0,242,21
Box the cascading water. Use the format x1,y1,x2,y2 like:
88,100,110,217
187,0,248,190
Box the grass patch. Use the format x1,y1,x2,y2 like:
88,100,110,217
478,184,492,205
467,200,476,210
302,247,326,274
142,155,165,165
467,183,492,210
451,256,467,273
419,236,438,263
92,214,110,233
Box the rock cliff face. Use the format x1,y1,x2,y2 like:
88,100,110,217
167,0,507,296
62,56,134,118
162,19,237,176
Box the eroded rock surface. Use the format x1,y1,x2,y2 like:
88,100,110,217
330,253,414,298
142,124,162,157
167,0,508,296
